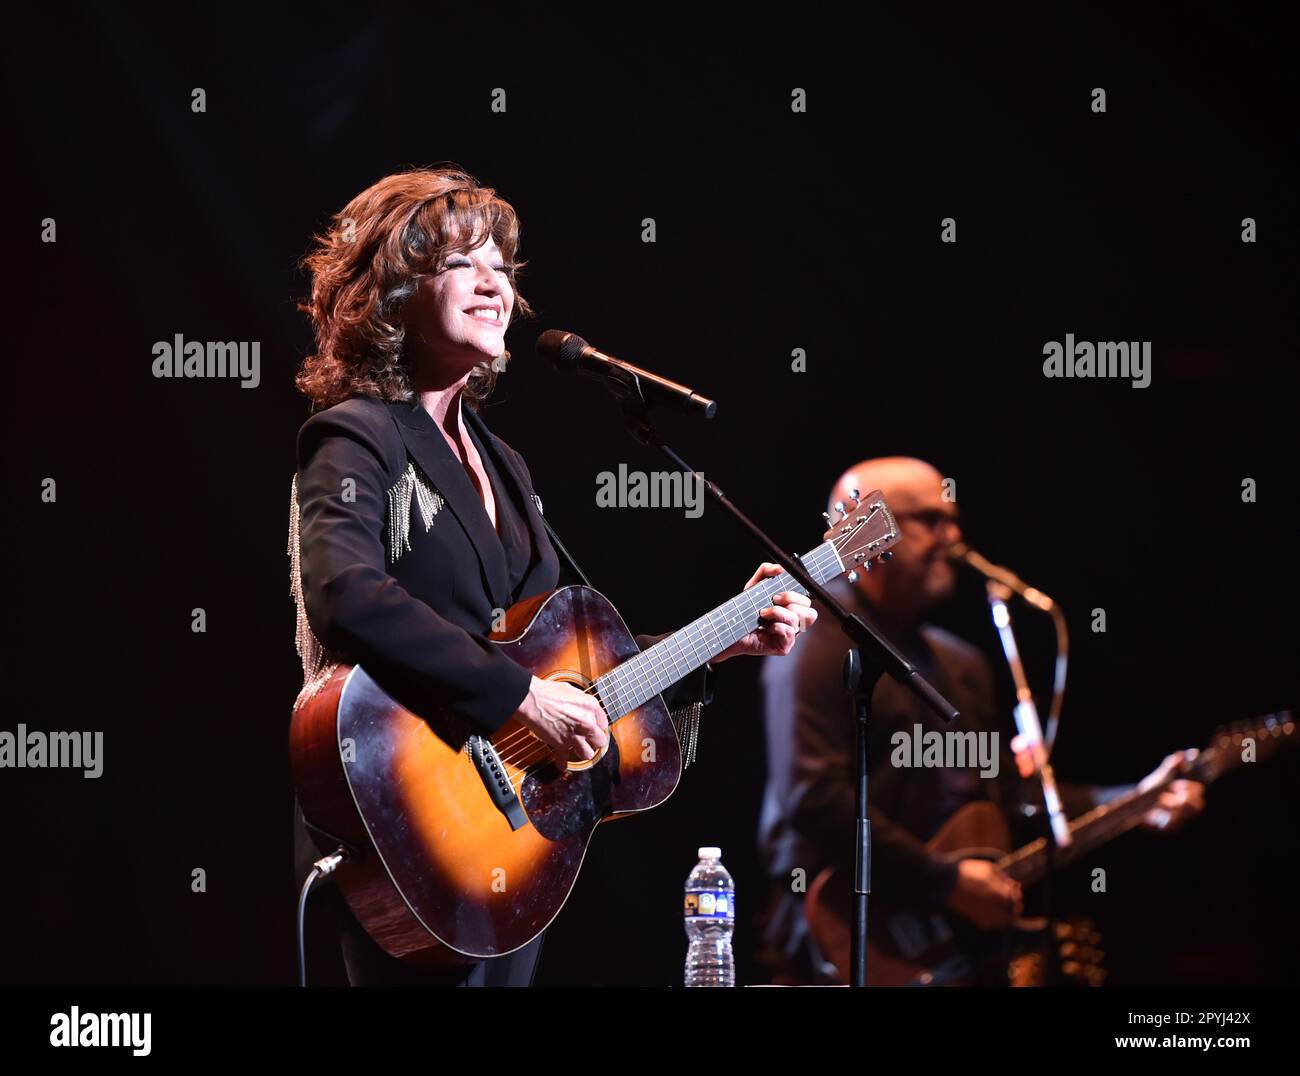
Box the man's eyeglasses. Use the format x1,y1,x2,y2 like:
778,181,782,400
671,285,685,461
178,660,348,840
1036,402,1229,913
893,509,960,533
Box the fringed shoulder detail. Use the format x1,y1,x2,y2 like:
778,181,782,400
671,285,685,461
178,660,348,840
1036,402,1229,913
288,474,341,710
670,702,703,769
288,457,444,708
385,458,445,565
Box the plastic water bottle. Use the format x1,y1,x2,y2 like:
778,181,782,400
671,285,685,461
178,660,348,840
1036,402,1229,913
684,846,735,986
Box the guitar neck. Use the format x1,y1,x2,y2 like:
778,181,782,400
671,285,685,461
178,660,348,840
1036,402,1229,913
999,747,1229,884
596,541,844,721
999,783,1170,885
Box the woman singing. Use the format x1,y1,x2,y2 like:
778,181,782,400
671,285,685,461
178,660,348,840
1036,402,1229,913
289,166,815,986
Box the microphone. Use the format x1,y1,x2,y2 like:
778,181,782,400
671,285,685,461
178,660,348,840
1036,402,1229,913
536,330,717,418
948,542,1056,612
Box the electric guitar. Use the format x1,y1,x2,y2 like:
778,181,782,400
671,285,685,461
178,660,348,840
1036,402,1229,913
291,491,900,967
805,712,1295,986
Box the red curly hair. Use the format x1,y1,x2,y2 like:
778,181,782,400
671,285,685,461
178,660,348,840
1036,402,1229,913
296,166,533,410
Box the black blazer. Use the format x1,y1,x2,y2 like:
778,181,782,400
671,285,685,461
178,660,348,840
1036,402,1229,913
294,395,706,734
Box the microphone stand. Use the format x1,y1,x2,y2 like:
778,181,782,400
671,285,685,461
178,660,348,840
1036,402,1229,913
985,582,1069,986
616,393,959,988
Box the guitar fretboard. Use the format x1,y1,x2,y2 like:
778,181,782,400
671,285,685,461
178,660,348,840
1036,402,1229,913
1000,750,1221,884
999,784,1167,884
991,715,1294,884
595,541,844,721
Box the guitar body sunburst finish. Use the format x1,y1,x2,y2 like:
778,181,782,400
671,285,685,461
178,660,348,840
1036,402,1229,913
291,586,682,967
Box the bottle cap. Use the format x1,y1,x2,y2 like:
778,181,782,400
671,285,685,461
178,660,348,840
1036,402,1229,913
698,846,721,859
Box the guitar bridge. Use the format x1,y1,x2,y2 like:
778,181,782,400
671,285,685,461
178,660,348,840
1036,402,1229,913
468,735,529,831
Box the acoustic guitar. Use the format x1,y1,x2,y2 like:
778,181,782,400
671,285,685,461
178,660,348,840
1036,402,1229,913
805,712,1295,986
292,490,900,967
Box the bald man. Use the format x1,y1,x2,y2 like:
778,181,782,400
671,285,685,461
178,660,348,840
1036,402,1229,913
756,457,1204,984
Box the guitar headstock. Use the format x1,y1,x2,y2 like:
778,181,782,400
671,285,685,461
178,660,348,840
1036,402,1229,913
823,488,901,578
1197,710,1295,783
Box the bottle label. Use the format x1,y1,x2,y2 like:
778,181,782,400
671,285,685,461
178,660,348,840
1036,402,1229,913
684,889,735,919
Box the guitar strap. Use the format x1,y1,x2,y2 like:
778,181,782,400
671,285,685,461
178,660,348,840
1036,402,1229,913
538,513,594,589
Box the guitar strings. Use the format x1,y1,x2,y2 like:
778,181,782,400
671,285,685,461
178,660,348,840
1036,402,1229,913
488,623,732,768
484,546,845,772
487,579,804,770
489,631,769,774
487,680,604,764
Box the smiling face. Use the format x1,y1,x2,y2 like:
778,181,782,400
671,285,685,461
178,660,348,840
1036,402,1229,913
402,232,515,385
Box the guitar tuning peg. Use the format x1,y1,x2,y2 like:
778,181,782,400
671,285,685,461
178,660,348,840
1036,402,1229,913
850,488,860,504
846,570,858,583
880,550,893,562
833,500,846,519
822,512,833,527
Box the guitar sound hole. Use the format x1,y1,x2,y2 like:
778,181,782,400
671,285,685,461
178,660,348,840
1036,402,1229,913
542,671,608,772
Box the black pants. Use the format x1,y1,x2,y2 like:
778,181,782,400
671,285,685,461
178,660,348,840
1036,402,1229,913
294,799,544,987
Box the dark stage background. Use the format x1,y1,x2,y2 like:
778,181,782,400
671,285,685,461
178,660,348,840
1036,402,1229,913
5,3,1296,987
